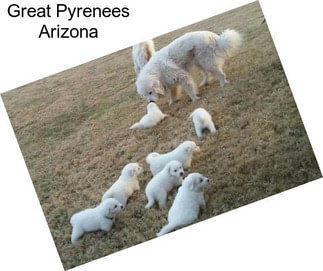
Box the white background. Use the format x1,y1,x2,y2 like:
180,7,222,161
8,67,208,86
0,0,322,270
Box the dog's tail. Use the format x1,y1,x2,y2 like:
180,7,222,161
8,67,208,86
217,29,242,58
146,152,160,164
156,223,176,237
133,40,155,73
130,122,144,130
162,113,169,119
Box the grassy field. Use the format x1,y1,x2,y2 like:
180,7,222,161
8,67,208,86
1,1,321,269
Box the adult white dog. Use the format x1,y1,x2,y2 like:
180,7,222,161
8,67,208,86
102,163,143,205
146,141,200,176
189,108,216,138
130,102,168,130
132,40,155,75
157,172,209,236
145,160,184,208
70,198,124,244
136,29,242,104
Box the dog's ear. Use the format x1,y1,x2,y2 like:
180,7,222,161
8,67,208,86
189,179,196,190
155,87,165,96
168,165,172,175
105,204,113,216
152,79,165,96
129,169,136,177
185,146,192,153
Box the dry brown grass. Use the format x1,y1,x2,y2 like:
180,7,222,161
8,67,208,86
1,2,321,269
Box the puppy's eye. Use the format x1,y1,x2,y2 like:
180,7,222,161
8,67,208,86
114,205,117,208
200,178,203,182
174,169,177,172
148,91,152,95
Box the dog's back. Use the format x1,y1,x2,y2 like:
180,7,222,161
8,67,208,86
147,143,194,175
146,151,180,175
71,207,100,232
191,108,212,125
156,185,201,236
168,186,201,224
101,176,133,205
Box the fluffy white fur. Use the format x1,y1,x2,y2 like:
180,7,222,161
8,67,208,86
189,108,216,138
130,102,168,130
146,141,200,176
136,29,242,103
102,163,143,205
70,198,124,244
145,160,184,208
157,173,209,236
132,40,155,75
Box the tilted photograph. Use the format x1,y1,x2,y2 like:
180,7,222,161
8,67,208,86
1,1,321,269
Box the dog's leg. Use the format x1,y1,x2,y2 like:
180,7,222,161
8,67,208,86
178,74,200,102
101,221,113,232
169,84,182,105
175,177,183,186
194,122,203,138
134,181,140,191
145,193,155,208
214,66,229,88
199,198,206,214
71,226,84,244
208,122,216,134
199,69,209,88
198,56,228,88
157,190,168,207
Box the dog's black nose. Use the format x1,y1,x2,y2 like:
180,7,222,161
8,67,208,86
206,178,209,182
121,205,124,209
180,172,184,176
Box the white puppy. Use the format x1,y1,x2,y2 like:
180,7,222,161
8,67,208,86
145,160,184,208
136,29,242,103
146,141,200,176
189,108,216,138
130,102,168,130
70,198,124,244
132,40,155,75
102,163,143,205
157,173,209,236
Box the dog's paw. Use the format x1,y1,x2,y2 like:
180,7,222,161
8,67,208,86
192,96,200,103
199,81,209,88
169,99,180,105
220,80,230,88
